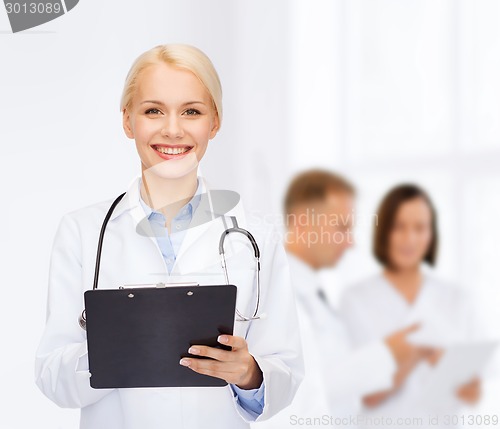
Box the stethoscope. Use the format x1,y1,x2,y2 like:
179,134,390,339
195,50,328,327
79,188,262,330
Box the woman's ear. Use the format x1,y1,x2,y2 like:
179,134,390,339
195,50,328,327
209,114,220,140
122,108,134,139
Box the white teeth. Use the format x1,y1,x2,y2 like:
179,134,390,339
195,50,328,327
155,146,190,155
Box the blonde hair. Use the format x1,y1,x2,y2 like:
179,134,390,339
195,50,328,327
120,44,223,125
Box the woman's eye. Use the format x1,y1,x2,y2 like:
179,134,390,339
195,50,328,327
145,108,161,115
184,108,201,116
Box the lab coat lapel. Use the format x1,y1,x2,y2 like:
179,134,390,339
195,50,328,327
172,217,222,275
108,175,168,275
172,178,218,272
173,181,247,275
108,174,246,277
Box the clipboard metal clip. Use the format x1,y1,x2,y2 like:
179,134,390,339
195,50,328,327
119,282,200,289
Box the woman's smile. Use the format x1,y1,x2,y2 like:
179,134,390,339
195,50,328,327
151,144,195,160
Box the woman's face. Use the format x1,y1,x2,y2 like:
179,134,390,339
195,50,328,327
387,197,433,270
122,62,219,179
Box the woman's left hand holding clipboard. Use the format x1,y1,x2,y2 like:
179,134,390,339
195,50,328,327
179,335,264,389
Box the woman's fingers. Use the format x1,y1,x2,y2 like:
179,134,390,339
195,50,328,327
217,334,248,351
180,356,226,373
179,355,244,383
178,335,254,385
187,345,231,361
423,348,444,366
456,377,481,404
186,335,247,361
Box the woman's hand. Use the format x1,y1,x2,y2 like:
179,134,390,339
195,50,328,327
179,335,263,390
456,377,481,405
363,344,439,408
423,348,444,367
363,390,392,408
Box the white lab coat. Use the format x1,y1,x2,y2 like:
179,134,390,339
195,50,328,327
340,271,476,427
35,174,304,429
252,253,396,429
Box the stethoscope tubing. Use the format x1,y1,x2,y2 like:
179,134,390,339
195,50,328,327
79,183,262,329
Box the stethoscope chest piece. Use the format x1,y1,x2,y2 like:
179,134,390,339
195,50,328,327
79,310,87,330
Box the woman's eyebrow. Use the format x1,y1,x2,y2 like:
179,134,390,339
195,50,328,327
181,101,206,107
140,100,164,105
140,100,206,106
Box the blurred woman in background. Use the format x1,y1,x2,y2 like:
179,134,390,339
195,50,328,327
340,184,480,427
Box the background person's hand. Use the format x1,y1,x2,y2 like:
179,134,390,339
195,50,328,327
423,347,444,367
179,335,263,389
456,377,481,405
385,323,421,368
392,345,443,389
385,324,442,387
362,390,390,408
364,325,441,408
363,347,430,408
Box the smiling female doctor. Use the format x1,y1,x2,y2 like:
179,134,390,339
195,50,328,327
34,44,303,429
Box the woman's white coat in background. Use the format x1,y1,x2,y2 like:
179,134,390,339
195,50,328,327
340,272,477,428
253,253,396,429
35,174,304,429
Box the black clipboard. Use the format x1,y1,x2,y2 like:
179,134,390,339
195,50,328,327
84,284,237,389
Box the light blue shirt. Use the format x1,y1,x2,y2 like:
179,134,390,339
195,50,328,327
138,177,203,274
138,177,265,418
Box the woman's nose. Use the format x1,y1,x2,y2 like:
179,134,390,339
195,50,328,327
160,116,184,138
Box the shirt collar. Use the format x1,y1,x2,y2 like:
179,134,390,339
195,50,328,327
138,176,203,221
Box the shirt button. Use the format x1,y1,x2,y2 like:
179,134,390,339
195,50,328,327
176,224,181,230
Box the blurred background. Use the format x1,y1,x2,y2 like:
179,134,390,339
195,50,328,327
1,0,499,427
